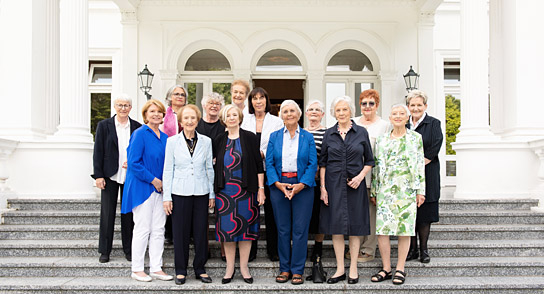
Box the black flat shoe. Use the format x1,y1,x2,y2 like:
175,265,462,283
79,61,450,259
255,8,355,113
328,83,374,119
125,253,132,262
326,273,346,284
196,274,212,283
99,254,109,263
248,254,257,262
348,275,359,284
420,250,430,263
406,249,419,261
175,275,186,285
222,270,235,284
243,276,253,284
221,255,226,262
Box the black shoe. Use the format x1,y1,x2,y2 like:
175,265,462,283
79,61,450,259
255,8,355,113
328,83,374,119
327,273,346,284
196,274,212,283
125,253,132,262
420,250,430,263
221,255,226,262
348,275,359,284
248,254,256,262
99,254,109,263
222,270,235,284
175,275,186,285
164,238,173,246
406,249,419,261
243,276,253,284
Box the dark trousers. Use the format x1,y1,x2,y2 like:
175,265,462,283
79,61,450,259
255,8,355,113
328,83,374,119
270,176,314,275
263,179,278,257
98,178,133,256
172,194,209,276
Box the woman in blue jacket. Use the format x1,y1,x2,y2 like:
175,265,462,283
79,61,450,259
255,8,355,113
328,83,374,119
266,100,318,285
122,99,172,282
162,104,215,285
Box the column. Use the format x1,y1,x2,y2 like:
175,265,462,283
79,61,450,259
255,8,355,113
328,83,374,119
456,0,493,140
417,11,437,113
305,70,325,125
377,70,397,117
45,0,60,135
55,0,92,142
120,10,140,118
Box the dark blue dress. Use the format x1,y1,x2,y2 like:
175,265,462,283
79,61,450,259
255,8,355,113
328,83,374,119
215,138,260,242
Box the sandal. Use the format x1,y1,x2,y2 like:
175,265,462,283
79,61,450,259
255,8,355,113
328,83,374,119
392,270,406,285
291,274,304,285
275,272,291,283
371,269,392,282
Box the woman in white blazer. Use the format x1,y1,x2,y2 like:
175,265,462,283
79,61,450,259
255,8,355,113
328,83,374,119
163,104,215,285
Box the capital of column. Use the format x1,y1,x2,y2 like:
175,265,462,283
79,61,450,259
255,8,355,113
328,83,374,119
418,11,435,26
159,69,178,81
307,70,324,81
120,10,138,25
378,70,397,82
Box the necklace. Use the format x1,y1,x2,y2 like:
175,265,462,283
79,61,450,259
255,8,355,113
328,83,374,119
186,138,196,154
337,121,352,136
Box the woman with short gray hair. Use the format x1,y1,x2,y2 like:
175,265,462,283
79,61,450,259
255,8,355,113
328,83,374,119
196,92,226,140
319,96,374,284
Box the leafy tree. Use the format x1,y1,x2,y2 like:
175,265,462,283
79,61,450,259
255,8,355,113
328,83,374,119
90,93,111,140
445,94,461,155
213,83,232,104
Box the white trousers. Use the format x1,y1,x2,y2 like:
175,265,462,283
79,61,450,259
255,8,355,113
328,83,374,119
131,192,166,273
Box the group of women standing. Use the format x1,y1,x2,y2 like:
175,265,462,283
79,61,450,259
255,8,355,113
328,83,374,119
118,81,443,286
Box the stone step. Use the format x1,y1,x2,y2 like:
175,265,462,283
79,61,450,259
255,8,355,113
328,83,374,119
0,276,542,293
7,198,539,212
2,224,544,241
0,239,543,258
0,256,542,278
4,209,544,226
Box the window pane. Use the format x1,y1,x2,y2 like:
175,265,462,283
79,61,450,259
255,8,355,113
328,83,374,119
354,83,374,117
327,49,373,72
184,83,204,110
212,83,232,105
256,49,302,71
91,93,111,139
91,67,112,83
325,83,346,127
185,49,231,71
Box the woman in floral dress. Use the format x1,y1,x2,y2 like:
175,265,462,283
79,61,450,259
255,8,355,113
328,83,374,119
370,104,425,285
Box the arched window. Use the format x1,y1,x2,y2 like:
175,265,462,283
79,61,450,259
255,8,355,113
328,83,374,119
256,49,302,71
184,49,231,71
327,49,373,72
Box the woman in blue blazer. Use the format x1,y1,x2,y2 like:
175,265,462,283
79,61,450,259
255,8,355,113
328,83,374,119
266,100,318,285
162,104,215,285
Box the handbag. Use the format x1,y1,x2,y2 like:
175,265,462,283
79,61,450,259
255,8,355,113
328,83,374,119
310,256,327,283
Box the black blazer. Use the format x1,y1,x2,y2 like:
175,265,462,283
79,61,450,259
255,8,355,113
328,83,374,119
92,115,141,179
213,128,264,193
408,114,443,202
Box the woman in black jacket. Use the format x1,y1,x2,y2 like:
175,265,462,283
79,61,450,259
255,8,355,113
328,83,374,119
213,104,266,284
406,90,444,263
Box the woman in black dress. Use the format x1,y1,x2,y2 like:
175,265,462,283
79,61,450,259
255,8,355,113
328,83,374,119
406,90,444,263
320,96,374,284
213,104,265,284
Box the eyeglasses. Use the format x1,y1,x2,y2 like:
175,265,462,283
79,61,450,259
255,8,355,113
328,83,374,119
173,93,186,98
115,104,131,109
306,108,322,112
207,101,221,107
361,101,376,107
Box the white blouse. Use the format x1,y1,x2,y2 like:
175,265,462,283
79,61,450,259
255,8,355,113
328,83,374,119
241,112,284,170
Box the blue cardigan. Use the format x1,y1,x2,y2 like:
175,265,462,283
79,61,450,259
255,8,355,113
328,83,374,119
121,125,168,213
265,127,317,187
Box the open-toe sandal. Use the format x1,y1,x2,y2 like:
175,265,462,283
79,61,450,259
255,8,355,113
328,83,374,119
392,270,406,285
275,272,291,283
291,274,304,285
371,269,392,283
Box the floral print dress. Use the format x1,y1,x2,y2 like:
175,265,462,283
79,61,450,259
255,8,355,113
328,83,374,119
371,129,425,236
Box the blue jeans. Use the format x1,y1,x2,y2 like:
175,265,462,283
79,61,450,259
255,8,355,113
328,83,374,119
269,176,314,275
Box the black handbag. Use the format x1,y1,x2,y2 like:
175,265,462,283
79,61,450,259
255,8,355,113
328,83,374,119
310,256,327,283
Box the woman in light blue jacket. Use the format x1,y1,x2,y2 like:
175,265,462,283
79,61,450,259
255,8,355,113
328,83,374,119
162,104,215,285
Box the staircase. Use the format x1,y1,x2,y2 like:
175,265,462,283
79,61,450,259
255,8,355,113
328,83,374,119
0,197,543,293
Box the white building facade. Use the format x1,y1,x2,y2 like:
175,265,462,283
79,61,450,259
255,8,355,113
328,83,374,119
1,0,544,210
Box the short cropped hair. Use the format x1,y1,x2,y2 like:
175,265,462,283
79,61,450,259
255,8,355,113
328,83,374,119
330,96,355,118
305,100,324,113
201,92,225,108
114,94,132,106
359,89,380,106
177,104,202,123
165,85,187,107
390,103,411,118
219,104,244,127
248,87,271,114
406,90,428,105
279,100,302,120
231,80,250,96
141,99,166,124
